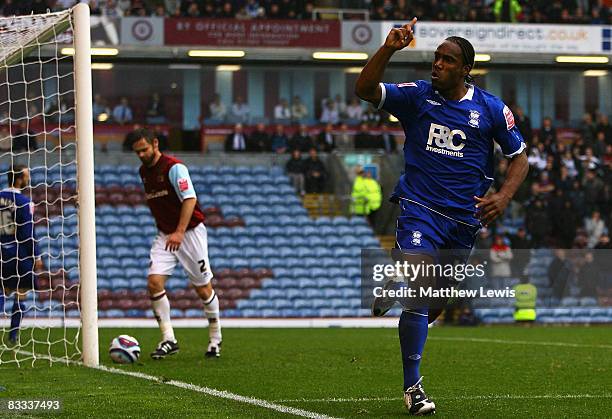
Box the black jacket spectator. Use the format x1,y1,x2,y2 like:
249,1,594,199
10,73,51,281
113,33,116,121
354,124,377,149
525,199,551,247
514,107,532,142
316,124,336,152
548,250,572,300
248,124,271,152
288,126,314,152
304,149,327,193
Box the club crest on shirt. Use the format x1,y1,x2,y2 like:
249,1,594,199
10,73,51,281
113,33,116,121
503,105,515,130
411,230,422,246
468,110,480,128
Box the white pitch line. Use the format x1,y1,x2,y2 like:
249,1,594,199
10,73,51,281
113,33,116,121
275,394,612,403
15,350,338,419
427,336,612,349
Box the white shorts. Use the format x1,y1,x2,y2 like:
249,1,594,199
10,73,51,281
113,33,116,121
148,223,214,287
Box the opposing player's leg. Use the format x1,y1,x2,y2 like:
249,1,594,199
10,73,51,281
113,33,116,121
177,223,222,358
148,233,180,359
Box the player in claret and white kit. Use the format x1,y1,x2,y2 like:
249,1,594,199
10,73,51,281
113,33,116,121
131,128,222,359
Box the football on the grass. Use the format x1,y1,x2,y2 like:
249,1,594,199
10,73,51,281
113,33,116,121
109,335,140,364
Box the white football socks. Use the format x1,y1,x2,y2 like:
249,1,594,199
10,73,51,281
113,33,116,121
203,291,222,344
150,290,176,342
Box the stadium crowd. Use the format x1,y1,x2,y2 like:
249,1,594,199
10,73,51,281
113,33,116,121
3,0,611,24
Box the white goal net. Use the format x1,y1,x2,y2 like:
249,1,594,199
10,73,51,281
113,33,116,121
0,6,97,366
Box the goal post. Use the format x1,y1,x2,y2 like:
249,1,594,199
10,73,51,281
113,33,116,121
73,3,98,368
0,4,98,367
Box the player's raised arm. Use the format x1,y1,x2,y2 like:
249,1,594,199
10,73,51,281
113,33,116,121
355,17,417,105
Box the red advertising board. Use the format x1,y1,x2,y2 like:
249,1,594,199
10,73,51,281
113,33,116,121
164,19,341,48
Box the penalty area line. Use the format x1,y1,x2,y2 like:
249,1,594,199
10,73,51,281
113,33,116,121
16,350,338,419
275,394,612,403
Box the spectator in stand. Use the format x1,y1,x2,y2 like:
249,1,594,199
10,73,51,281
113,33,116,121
561,149,579,178
285,149,305,195
186,1,201,16
112,97,133,125
361,103,381,126
245,0,265,18
219,2,234,18
332,94,347,120
490,235,513,288
583,169,604,214
525,198,550,247
596,114,612,141
274,99,291,124
377,124,397,153
509,227,531,276
291,95,308,123
208,94,227,123
154,4,168,16
319,99,339,125
304,148,327,193
354,123,375,149
556,199,580,248
146,92,166,124
92,93,110,122
335,123,353,149
593,131,607,158
514,106,532,142
580,112,597,146
270,124,288,153
153,125,169,151
317,123,336,153
540,117,557,143
604,144,612,169
528,141,547,172
345,98,364,122
289,124,314,152
224,123,248,152
230,96,250,124
548,249,572,300
554,165,574,192
248,123,271,152
533,171,555,196
577,252,600,298
493,0,522,22
585,210,607,248
580,146,601,170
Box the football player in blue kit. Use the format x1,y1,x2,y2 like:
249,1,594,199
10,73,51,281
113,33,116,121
0,165,43,345
355,18,529,415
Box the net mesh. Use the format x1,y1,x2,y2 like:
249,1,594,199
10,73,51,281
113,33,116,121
0,9,80,366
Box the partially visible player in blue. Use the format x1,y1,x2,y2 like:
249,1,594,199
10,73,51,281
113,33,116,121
0,165,42,345
356,18,528,415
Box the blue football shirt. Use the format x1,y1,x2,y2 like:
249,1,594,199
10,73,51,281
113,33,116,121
0,188,39,262
379,80,525,225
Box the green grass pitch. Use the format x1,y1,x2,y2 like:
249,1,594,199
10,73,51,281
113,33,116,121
1,325,611,418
